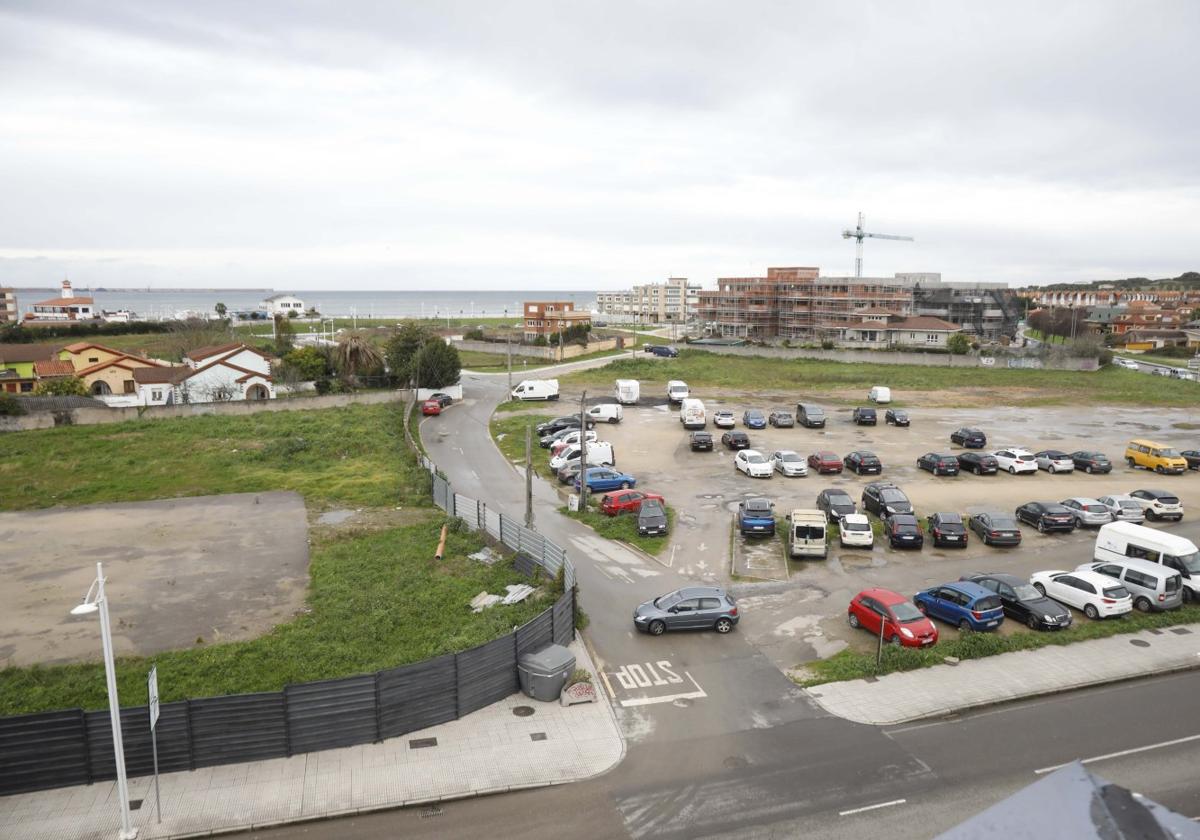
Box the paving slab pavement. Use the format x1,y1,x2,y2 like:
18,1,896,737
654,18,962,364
804,625,1200,725
0,640,623,840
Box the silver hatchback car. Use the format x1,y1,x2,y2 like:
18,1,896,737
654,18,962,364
1060,497,1114,527
633,587,739,636
1097,494,1145,523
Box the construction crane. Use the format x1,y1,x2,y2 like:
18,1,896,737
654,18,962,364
842,212,913,278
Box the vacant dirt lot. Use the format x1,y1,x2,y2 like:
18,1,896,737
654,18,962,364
0,492,310,666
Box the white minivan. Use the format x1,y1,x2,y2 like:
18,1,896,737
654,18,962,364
511,379,560,401
1094,521,1200,603
679,398,706,429
786,509,828,559
587,403,623,424
868,385,892,404
667,380,690,405
549,441,616,471
614,379,640,405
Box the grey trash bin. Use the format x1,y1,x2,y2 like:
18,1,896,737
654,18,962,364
517,644,577,702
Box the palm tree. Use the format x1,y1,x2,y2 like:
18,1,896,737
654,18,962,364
334,332,384,378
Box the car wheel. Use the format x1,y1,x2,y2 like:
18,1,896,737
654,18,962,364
1049,465,1056,473
1084,604,1100,620
888,634,901,647
1126,457,1135,468
715,618,734,634
1008,466,1016,474
1037,520,1046,533
648,620,666,636
848,612,860,628
1026,615,1039,630
1147,510,1158,521
1183,588,1194,604
1033,582,1047,596
1086,465,1093,474
1155,465,1164,474
958,619,972,632
974,466,981,475
1134,597,1152,613
621,482,631,489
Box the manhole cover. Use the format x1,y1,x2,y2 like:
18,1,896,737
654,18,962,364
1129,639,1151,647
530,732,548,741
512,705,536,717
1170,627,1193,635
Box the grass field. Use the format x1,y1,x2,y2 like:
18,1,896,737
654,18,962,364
560,501,676,556
0,523,555,715
0,402,426,511
559,348,1196,406
488,413,556,476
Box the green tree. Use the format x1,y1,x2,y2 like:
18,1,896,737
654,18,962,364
214,302,227,318
281,346,329,380
287,309,299,319
947,333,970,355
0,393,27,416
33,376,89,396
334,331,385,378
413,339,461,388
273,315,295,353
384,322,434,385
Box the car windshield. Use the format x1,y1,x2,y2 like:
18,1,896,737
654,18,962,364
881,489,906,503
830,493,852,504
1158,448,1181,457
1014,584,1042,601
747,411,763,418
843,521,870,532
1103,586,1130,599
991,517,1018,529
894,411,908,419
746,454,766,464
717,411,732,417
781,453,801,462
655,591,683,609
892,602,924,623
1171,551,1200,573
807,408,824,417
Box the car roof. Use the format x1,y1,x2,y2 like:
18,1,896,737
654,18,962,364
935,581,993,598
1135,488,1174,497
932,511,962,520
975,572,1025,587
822,488,853,498
860,587,908,605
744,498,771,509
889,513,919,523
676,586,725,597
851,449,876,456
842,513,870,524
1067,569,1128,588
1063,496,1103,504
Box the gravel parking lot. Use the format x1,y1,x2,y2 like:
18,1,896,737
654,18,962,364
553,387,1200,678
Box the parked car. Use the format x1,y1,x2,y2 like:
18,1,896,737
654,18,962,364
950,428,987,449
884,409,910,427
428,392,454,407
420,399,442,415
721,431,751,450
808,451,843,474
884,513,924,549
1075,559,1182,613
550,429,598,455
1112,357,1139,369
816,488,857,521
957,451,999,475
992,447,1038,475
1014,501,1077,533
1125,439,1188,474
838,513,874,548
1097,494,1146,523
768,410,795,428
690,431,714,451
1070,450,1113,474
844,450,882,475
968,511,1023,546
556,461,584,485
959,573,1073,631
540,424,586,448
713,410,736,429
1128,488,1184,521
633,587,738,635
1060,497,1114,527
575,468,636,493
536,415,592,438
1030,570,1133,619
735,449,774,478
926,512,968,548
796,403,826,428
743,409,767,429
852,407,877,426
1034,450,1075,473
771,450,808,477
914,582,1004,632
637,499,670,536
644,344,679,358
862,481,913,518
1182,450,1200,471
917,452,960,476
600,490,664,517
586,403,623,424
847,588,938,648
868,386,892,404
737,497,776,536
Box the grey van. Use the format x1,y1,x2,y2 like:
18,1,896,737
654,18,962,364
797,403,826,428
1076,558,1183,612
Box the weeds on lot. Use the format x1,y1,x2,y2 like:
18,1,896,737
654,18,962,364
0,522,553,715
798,604,1200,687
489,413,557,476
558,501,676,556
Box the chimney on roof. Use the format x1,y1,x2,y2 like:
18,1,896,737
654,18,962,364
62,278,72,299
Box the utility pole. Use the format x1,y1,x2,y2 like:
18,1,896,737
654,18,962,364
506,333,513,394
558,320,564,362
524,425,534,529
578,390,589,513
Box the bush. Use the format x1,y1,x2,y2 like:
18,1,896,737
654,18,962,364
1098,349,1114,366
464,328,485,341
820,340,835,350
0,394,27,416
947,333,971,355
33,376,89,397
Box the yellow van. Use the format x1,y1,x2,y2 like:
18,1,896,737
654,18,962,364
1125,439,1188,474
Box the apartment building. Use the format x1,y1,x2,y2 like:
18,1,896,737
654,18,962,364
596,277,700,323
0,288,16,323
522,301,592,341
906,274,1021,340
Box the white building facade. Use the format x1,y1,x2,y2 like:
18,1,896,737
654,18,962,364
261,294,306,317
597,277,700,323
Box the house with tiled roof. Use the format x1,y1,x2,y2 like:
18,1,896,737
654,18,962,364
23,280,96,322
838,312,964,348
0,344,60,393
52,342,162,397
131,342,276,404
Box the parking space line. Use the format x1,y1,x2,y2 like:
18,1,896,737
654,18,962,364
599,669,617,699
1034,733,1200,775
839,798,907,817
616,671,706,708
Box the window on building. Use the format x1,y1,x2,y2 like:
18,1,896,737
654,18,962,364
151,389,163,401
926,333,940,344
88,356,99,363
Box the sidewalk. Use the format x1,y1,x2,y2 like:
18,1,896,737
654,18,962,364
805,626,1200,726
0,640,624,840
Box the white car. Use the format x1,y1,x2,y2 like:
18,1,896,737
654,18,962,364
550,429,598,455
771,450,808,477
713,410,736,429
1097,494,1146,523
1113,357,1139,370
1034,450,1075,473
1128,489,1184,522
838,513,874,548
1030,569,1133,619
735,449,774,478
992,447,1038,475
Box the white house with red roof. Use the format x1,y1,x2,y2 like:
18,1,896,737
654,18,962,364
839,310,964,348
131,342,276,405
24,280,96,322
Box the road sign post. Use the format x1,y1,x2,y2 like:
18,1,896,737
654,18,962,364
148,665,162,824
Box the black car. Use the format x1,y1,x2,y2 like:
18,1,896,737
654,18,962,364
862,481,913,517
816,489,856,520
844,450,882,475
950,427,987,448
536,415,593,438
958,451,999,475
1014,501,1077,533
768,410,795,428
852,407,877,426
1181,450,1200,471
721,431,751,450
428,392,454,408
926,512,968,548
917,453,960,476
796,403,826,428
690,431,714,452
644,344,679,357
884,409,910,427
637,499,669,536
960,573,1073,631
884,513,924,549
968,511,1023,546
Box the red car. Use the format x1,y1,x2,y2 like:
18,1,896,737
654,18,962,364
807,451,843,474
601,490,665,517
421,399,442,416
847,588,938,648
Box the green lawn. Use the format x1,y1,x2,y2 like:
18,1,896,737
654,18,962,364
0,523,555,714
489,412,556,476
559,501,676,556
458,348,516,369
0,402,426,511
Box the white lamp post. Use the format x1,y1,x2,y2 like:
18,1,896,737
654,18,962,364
71,562,138,840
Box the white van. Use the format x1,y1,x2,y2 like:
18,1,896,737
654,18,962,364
587,403,623,424
511,379,560,401
614,379,640,405
786,510,828,559
868,386,892,404
549,441,616,471
667,380,689,405
1094,521,1200,602
679,398,706,429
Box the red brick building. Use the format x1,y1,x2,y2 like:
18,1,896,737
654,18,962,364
522,301,592,342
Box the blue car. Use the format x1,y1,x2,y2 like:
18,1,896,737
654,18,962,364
645,344,679,357
913,581,1005,632
575,467,637,493
742,409,767,429
737,497,775,537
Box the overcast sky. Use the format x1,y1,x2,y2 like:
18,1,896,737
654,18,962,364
2,1,1197,291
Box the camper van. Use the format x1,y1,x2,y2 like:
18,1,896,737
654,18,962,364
614,379,640,405
1094,521,1200,602
680,398,706,429
667,380,690,405
786,510,828,559
587,403,623,424
868,386,892,404
511,379,560,401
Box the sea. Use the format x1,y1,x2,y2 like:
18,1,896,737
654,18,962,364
9,288,597,321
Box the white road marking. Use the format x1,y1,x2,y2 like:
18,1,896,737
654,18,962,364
618,672,707,708
838,799,907,817
667,544,678,568
598,669,617,699
1034,733,1200,775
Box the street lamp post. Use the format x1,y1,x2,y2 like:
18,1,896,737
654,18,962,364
71,562,138,840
